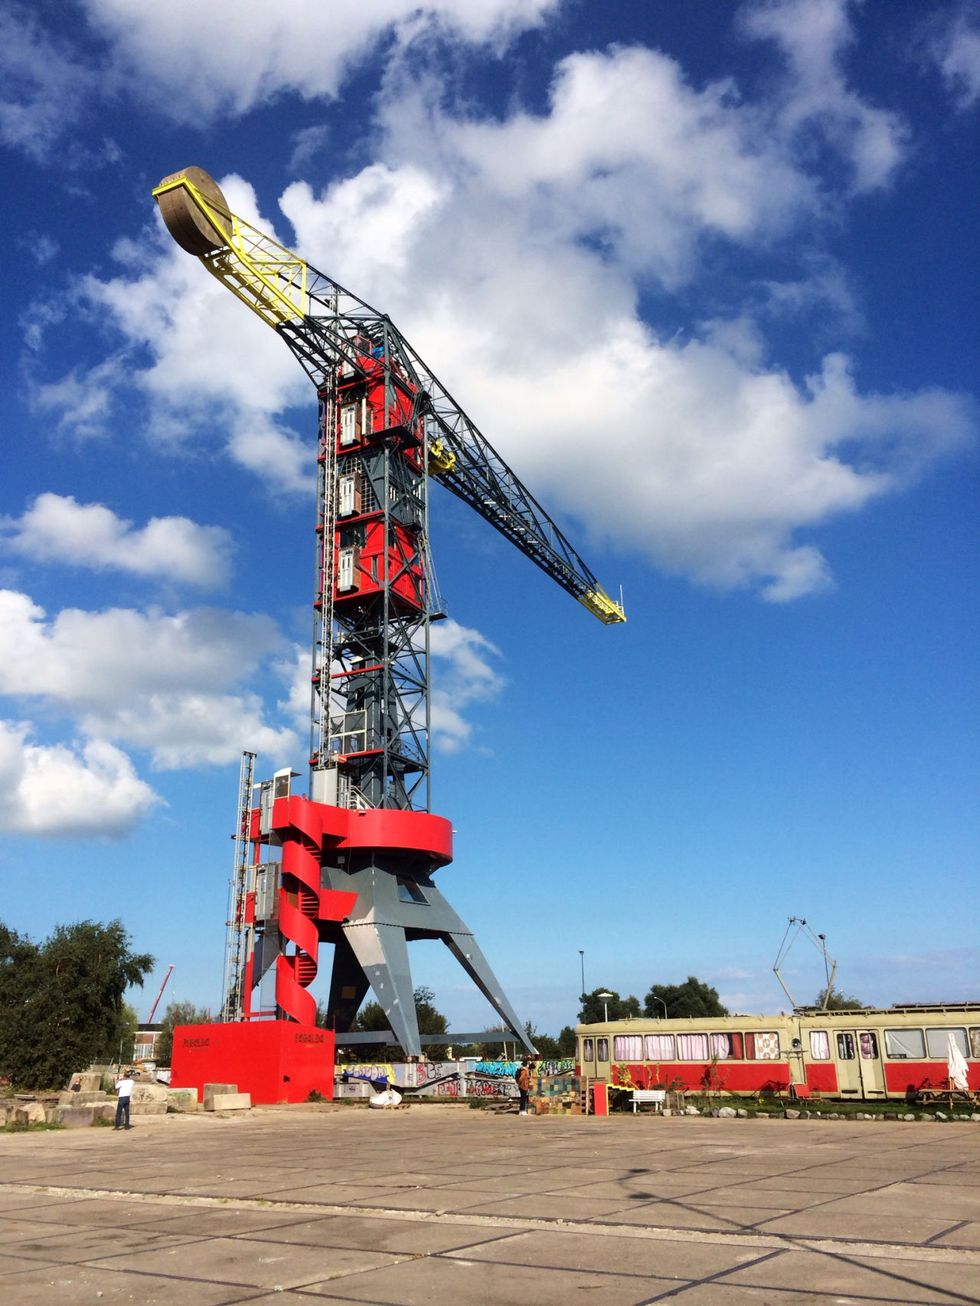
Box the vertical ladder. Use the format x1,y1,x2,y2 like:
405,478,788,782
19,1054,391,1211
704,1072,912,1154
221,749,256,1021
311,354,340,783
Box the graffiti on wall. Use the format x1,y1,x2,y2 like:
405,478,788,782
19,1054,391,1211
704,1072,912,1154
335,1058,575,1097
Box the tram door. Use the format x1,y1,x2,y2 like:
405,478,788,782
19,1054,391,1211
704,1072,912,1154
835,1029,886,1097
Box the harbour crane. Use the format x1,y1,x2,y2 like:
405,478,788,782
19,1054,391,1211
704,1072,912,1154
153,167,625,1057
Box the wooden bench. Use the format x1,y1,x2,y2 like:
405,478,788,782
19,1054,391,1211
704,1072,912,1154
631,1089,666,1113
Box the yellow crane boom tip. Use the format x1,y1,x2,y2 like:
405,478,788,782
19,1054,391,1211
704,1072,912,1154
579,588,627,624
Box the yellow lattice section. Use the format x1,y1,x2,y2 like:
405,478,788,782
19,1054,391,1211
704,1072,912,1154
579,587,627,624
152,175,308,329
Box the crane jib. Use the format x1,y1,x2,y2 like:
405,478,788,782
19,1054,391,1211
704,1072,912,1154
152,169,625,625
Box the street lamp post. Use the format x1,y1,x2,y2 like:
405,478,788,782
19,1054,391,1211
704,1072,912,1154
651,996,667,1020
596,990,614,1023
578,950,585,999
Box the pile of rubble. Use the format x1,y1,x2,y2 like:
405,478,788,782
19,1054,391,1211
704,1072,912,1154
1,1072,251,1128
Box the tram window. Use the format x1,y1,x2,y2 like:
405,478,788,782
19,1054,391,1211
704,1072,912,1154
710,1032,743,1059
970,1029,980,1059
884,1028,924,1059
596,1038,610,1062
837,1032,855,1060
676,1033,709,1060
614,1035,643,1060
809,1030,831,1060
926,1027,968,1060
583,1038,595,1061
746,1032,780,1060
859,1032,879,1059
645,1033,675,1059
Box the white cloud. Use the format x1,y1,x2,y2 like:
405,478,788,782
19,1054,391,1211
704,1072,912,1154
31,15,976,603
280,165,449,289
82,0,558,118
430,619,504,750
433,46,814,282
739,0,908,192
276,645,315,734
928,6,980,110
33,356,128,439
0,590,296,769
3,493,232,588
35,177,315,492
0,720,159,837
226,419,313,496
0,7,100,163
80,695,298,771
275,59,971,600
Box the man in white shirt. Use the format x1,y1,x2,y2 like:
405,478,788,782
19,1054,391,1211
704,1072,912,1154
114,1070,135,1130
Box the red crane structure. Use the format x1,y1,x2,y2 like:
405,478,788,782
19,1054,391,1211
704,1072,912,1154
146,963,174,1025
153,168,624,1078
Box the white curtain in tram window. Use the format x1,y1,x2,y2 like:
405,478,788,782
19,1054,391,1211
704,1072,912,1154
809,1030,831,1060
948,1031,970,1091
710,1034,732,1059
971,1028,980,1059
676,1033,709,1060
859,1032,878,1059
645,1034,675,1060
884,1027,925,1058
754,1031,780,1060
614,1035,643,1060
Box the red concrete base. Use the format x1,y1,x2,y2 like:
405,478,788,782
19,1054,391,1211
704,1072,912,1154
170,1021,335,1104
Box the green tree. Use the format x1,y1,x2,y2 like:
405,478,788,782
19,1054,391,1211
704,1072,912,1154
0,924,42,1083
644,977,728,1019
524,1023,561,1058
0,919,152,1089
351,986,449,1060
556,1025,577,1057
578,988,642,1023
119,1002,139,1065
816,986,865,1010
155,1000,212,1067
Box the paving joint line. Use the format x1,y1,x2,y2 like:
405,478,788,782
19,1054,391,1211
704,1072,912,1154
2,1181,979,1270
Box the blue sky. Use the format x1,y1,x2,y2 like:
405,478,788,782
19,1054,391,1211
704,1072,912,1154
1,0,977,1036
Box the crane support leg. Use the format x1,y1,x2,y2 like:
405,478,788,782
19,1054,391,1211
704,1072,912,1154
323,859,535,1057
248,792,533,1056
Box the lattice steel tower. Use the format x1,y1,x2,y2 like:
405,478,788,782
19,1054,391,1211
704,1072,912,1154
154,167,625,1055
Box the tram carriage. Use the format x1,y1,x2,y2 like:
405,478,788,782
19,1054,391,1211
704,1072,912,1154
576,1004,980,1102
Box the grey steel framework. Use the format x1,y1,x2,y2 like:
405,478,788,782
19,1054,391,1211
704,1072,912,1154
220,749,256,1023
153,168,623,1055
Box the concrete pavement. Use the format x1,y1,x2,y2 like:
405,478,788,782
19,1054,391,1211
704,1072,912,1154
0,1104,978,1304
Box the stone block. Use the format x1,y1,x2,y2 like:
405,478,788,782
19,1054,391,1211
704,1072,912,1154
131,1101,167,1115
206,1092,251,1112
14,1102,48,1126
131,1082,168,1104
53,1105,98,1128
94,1103,116,1123
166,1087,200,1112
203,1082,238,1110
66,1072,103,1093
